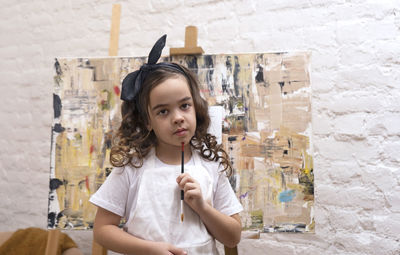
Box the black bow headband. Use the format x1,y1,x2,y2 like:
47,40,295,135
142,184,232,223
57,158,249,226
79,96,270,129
120,35,186,106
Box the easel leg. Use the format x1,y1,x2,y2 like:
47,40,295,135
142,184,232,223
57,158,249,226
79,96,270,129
45,229,60,255
224,246,239,255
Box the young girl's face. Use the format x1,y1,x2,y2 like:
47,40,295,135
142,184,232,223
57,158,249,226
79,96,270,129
147,75,196,152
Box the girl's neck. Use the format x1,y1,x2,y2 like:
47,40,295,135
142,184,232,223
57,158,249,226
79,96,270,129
155,144,192,165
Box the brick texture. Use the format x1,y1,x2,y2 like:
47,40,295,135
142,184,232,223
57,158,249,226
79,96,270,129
0,0,399,254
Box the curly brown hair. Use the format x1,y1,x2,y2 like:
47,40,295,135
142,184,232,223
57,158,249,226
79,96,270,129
110,63,232,176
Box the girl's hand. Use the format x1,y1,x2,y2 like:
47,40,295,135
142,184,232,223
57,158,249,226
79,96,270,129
151,242,187,255
176,173,206,213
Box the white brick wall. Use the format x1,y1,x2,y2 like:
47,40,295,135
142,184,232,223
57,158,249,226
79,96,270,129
0,0,399,254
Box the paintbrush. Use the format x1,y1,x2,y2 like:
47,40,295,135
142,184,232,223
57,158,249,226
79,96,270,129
180,142,184,222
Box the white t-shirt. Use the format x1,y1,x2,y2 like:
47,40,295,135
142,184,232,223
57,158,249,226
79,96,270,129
90,150,243,222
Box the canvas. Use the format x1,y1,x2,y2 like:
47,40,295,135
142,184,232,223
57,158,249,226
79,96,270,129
49,52,314,233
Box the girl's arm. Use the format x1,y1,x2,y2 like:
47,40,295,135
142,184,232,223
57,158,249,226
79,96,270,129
177,174,242,248
93,207,187,255
197,206,242,248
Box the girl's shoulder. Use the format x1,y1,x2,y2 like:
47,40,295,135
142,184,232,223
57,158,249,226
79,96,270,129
109,164,137,181
121,147,155,172
110,150,152,180
193,150,224,174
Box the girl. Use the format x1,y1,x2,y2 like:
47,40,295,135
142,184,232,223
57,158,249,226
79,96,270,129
90,35,243,255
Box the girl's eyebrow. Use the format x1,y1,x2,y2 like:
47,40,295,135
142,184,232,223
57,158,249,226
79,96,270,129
179,96,192,103
151,96,192,111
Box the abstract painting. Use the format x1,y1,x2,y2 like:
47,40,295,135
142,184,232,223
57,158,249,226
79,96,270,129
49,52,314,233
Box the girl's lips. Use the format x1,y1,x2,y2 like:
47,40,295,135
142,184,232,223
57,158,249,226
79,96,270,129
175,129,187,136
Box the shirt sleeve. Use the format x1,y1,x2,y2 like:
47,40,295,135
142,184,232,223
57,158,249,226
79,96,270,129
213,167,243,216
89,167,130,217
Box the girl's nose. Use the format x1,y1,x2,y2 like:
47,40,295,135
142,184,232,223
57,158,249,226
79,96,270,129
173,111,184,124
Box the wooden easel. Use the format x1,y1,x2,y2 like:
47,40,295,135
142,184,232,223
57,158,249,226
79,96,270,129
170,26,204,55
45,229,60,255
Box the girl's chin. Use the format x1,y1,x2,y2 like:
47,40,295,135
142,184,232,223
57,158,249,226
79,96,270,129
177,139,189,146
158,140,188,148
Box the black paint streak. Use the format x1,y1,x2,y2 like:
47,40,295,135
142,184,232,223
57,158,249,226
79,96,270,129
228,136,237,142
222,78,228,93
268,223,306,233
54,58,62,75
226,56,232,71
49,178,63,191
48,211,64,228
204,55,214,96
233,56,240,96
53,94,62,118
53,123,65,133
186,56,198,72
48,212,56,228
255,64,264,83
279,81,285,91
78,179,85,188
228,99,233,114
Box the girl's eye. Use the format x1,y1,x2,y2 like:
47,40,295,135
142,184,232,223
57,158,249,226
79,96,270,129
181,103,191,110
158,109,168,115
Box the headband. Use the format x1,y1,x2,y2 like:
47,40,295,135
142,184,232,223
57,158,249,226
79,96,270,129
120,34,186,106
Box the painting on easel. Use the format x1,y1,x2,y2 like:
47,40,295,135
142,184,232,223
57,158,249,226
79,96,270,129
49,52,314,233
